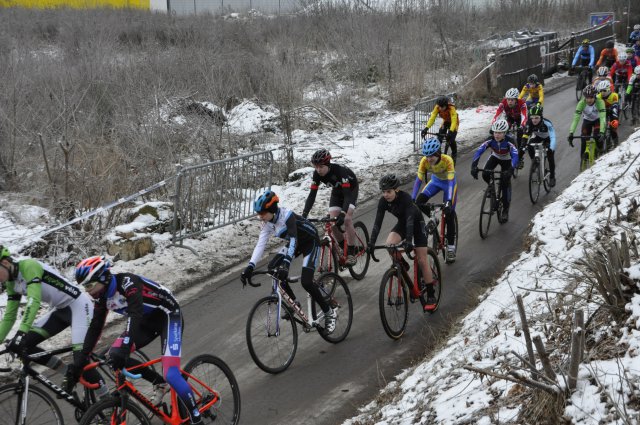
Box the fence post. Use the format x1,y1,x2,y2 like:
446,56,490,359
172,164,183,245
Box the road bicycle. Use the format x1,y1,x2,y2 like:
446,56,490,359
245,269,353,373
569,134,598,171
477,168,512,239
573,66,592,101
614,80,629,121
78,354,241,425
507,122,522,177
370,243,442,340
421,202,458,264
308,216,370,280
526,140,552,204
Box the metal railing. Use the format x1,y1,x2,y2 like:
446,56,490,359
412,93,455,150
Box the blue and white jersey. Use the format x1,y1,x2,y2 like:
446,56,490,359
472,135,519,168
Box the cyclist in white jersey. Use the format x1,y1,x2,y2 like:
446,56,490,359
568,85,607,155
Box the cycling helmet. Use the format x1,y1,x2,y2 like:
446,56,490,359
635,65,640,75
421,137,441,156
311,149,331,166
582,85,597,97
491,119,509,133
379,174,400,190
505,88,519,99
605,40,614,49
596,80,611,97
635,24,640,30
75,256,112,287
529,103,543,117
582,38,590,45
436,96,449,108
527,74,539,84
254,190,279,214
618,52,628,62
597,66,609,77
0,245,10,261
626,47,635,54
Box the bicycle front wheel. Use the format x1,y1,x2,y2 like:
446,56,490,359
378,268,409,340
79,396,151,425
246,296,297,374
312,272,353,343
528,159,541,204
542,154,551,193
442,213,458,264
479,186,493,239
183,354,241,425
0,383,64,425
575,74,584,101
426,247,443,314
348,221,370,280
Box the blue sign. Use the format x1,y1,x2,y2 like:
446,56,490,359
589,12,614,27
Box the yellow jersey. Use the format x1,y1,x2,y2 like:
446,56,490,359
417,154,455,181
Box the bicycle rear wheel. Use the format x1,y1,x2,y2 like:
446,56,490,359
378,268,409,340
79,396,151,425
183,354,241,425
528,159,541,204
312,272,353,343
0,382,64,425
316,240,338,277
426,248,443,314
246,296,297,374
479,186,493,239
348,221,370,280
575,73,584,101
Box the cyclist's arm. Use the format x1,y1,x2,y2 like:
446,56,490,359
588,45,595,67
283,211,298,263
518,86,526,100
538,85,544,105
16,260,45,334
249,223,274,267
122,276,144,346
338,167,357,213
443,156,456,199
571,49,580,67
302,172,321,217
0,283,20,342
596,49,606,67
472,141,489,164
519,101,528,126
449,106,459,132
595,97,607,133
81,301,108,358
546,119,557,151
412,158,428,199
368,198,387,247
411,176,423,200
492,103,505,123
403,201,416,245
425,106,438,129
509,143,519,169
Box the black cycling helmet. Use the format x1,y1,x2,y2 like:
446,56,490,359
529,103,543,117
582,85,596,97
379,174,400,190
605,40,614,49
311,149,331,166
527,74,539,84
436,96,449,108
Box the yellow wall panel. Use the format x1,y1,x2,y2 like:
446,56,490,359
0,0,150,8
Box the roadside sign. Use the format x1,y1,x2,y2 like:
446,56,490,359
589,12,614,27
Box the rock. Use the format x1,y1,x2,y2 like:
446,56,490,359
107,236,155,261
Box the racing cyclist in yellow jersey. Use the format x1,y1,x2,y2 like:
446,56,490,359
420,96,459,164
412,137,458,263
518,74,544,107
596,80,620,150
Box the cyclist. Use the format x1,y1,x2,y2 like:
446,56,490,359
571,38,595,83
0,246,105,395
420,95,459,164
302,149,359,266
593,66,614,92
471,119,518,223
629,24,640,45
626,66,640,124
241,190,336,332
522,104,557,187
609,52,633,90
634,39,640,59
568,85,607,157
412,137,458,263
596,79,620,149
518,74,545,107
493,88,527,169
596,40,618,68
72,256,205,425
626,47,639,68
368,174,438,312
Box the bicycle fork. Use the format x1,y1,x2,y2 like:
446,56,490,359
18,376,30,425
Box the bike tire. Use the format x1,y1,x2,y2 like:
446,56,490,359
312,272,353,343
575,73,584,102
378,268,409,340
427,247,443,314
542,154,551,193
316,240,339,277
183,354,241,425
348,221,370,280
528,160,541,204
78,395,151,425
479,186,493,239
246,296,298,374
0,382,64,425
620,91,628,121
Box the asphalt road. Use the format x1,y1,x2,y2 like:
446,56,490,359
60,82,635,424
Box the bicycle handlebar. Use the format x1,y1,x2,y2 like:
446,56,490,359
568,135,597,140
371,243,415,263
246,269,301,288
476,168,512,176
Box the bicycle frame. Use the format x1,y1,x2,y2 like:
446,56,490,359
311,217,366,267
424,203,446,253
372,244,422,299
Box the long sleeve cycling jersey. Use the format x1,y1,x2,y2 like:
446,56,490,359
493,99,528,127
82,273,179,357
425,104,459,132
627,74,640,95
0,259,83,341
596,47,618,67
303,163,358,216
248,207,318,268
518,83,544,105
569,96,607,134
523,117,557,151
629,30,640,44
369,191,422,247
472,135,519,169
411,155,456,200
599,92,620,120
609,61,633,83
572,45,595,67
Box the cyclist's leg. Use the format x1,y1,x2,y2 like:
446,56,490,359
482,156,499,184
299,241,330,313
446,127,458,163
328,190,345,245
161,310,203,424
413,220,433,284
443,178,458,247
545,140,556,180
526,138,536,161
344,182,358,255
268,248,297,301
68,296,107,390
23,307,69,373
416,180,441,215
499,159,512,212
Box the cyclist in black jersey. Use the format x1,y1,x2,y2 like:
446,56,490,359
302,149,359,266
368,174,438,312
71,256,204,425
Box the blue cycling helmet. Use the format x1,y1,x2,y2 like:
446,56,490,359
254,190,279,214
75,256,112,287
422,137,441,156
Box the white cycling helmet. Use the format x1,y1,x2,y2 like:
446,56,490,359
596,80,611,97
635,65,640,75
597,66,609,77
505,88,519,99
491,119,509,133
618,52,628,62
635,24,640,30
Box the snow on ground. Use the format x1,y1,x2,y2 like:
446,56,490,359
344,130,640,425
